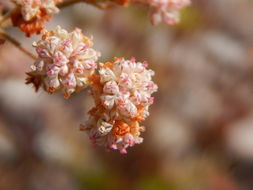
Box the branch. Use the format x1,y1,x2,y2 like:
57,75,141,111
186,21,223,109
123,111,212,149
58,0,83,8
58,0,112,9
0,31,37,60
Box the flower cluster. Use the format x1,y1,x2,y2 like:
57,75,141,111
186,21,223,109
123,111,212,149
148,0,191,25
81,58,158,153
26,26,100,98
0,0,187,154
11,0,62,36
26,25,157,153
133,0,191,25
10,0,191,37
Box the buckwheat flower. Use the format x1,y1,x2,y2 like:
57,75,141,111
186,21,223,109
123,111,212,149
26,26,100,98
81,57,158,153
133,0,191,25
11,0,62,36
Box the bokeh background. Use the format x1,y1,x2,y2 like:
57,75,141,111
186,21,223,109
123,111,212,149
1,0,253,189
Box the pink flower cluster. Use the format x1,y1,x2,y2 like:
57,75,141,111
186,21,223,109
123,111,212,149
81,58,158,153
13,0,61,21
27,26,100,98
26,27,158,153
135,0,191,25
149,0,191,25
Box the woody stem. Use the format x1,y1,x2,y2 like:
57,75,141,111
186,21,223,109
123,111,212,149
58,0,83,8
0,31,37,60
58,0,112,9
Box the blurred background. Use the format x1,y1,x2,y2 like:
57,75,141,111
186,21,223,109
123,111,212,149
1,0,253,189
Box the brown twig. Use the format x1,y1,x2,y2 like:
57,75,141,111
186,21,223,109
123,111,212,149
58,0,83,8
58,0,112,9
0,31,37,60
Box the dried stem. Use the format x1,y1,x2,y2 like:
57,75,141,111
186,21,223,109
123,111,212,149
58,0,83,8
0,31,37,60
58,0,112,9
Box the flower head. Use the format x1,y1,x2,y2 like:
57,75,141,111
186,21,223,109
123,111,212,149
26,26,100,98
82,57,158,153
11,0,62,36
133,0,191,25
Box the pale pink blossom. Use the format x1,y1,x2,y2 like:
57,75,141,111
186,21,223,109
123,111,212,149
82,58,158,153
26,26,100,98
13,0,61,21
133,0,191,25
148,0,191,25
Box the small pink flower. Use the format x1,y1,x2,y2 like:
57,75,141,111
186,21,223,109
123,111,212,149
81,58,157,153
13,0,61,21
26,26,100,98
133,0,191,25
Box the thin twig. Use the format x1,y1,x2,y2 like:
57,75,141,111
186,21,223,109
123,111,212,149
0,31,37,60
58,0,83,8
58,0,112,9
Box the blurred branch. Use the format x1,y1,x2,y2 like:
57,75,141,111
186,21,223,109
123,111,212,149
58,0,83,8
58,0,112,9
0,31,37,60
